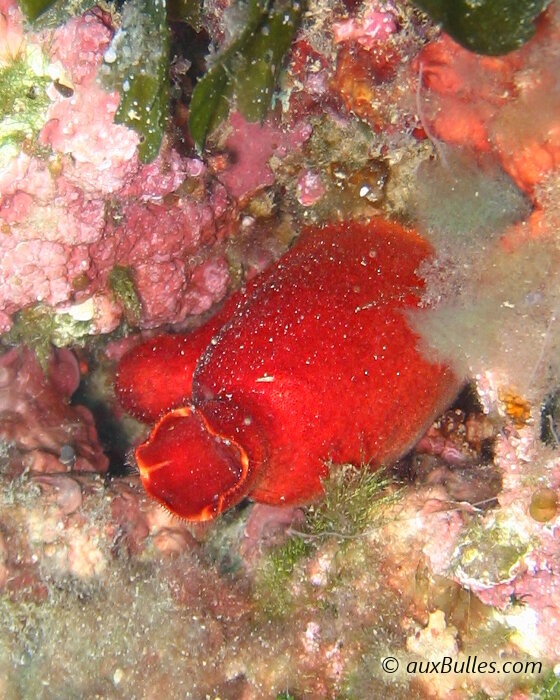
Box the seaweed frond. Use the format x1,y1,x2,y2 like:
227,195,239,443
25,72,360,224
3,303,92,370
108,265,142,324
254,535,311,617
254,464,401,617
306,463,402,541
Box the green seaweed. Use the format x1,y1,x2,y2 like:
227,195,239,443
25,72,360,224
16,0,56,21
531,669,560,699
0,50,51,167
306,464,401,541
254,465,400,617
167,0,203,31
18,0,98,28
255,536,311,616
101,0,170,163
188,0,303,151
108,265,142,323
3,303,92,370
413,0,551,56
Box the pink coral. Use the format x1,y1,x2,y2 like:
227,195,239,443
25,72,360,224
47,9,113,85
90,178,231,327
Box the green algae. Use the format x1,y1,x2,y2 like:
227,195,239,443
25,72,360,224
254,465,400,617
108,265,142,324
100,0,170,163
306,464,401,541
0,49,51,168
188,0,303,151
21,0,301,156
531,669,560,699
254,535,311,617
413,0,551,56
4,303,92,370
18,0,98,28
16,0,56,21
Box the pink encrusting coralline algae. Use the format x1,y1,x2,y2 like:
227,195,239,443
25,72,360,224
0,0,308,334
0,0,235,333
332,1,398,48
0,345,108,475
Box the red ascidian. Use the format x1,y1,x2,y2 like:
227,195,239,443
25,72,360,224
115,219,460,521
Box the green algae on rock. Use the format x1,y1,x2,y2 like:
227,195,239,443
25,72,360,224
16,0,96,24
255,536,311,617
413,0,551,55
306,464,401,541
188,0,303,151
101,0,169,163
16,0,56,21
108,265,142,324
0,49,51,167
254,465,401,617
3,304,92,370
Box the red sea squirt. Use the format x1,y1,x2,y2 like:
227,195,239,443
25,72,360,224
115,220,459,521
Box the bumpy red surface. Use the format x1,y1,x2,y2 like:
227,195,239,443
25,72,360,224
115,220,459,520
